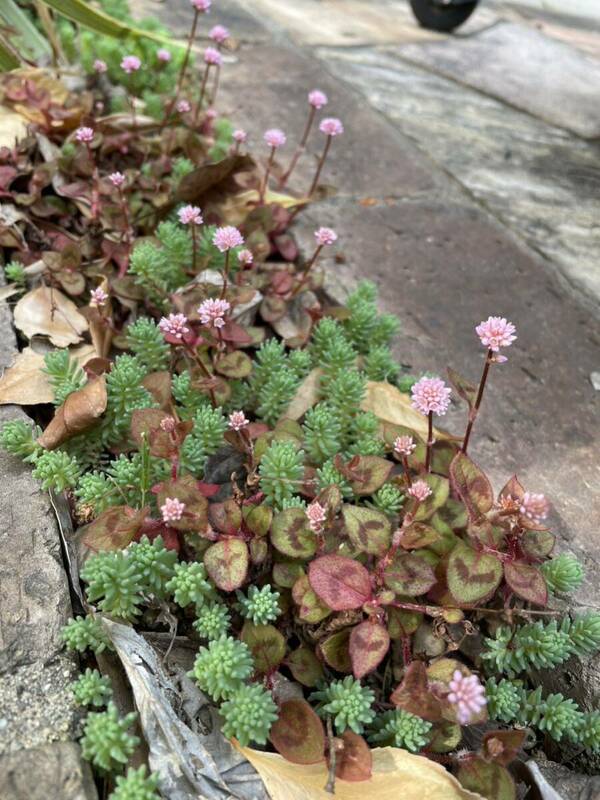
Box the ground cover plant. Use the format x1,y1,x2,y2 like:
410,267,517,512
0,1,598,798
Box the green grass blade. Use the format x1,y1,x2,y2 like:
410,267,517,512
0,0,52,62
0,34,21,70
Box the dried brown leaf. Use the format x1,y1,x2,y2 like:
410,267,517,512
14,285,88,346
38,376,107,449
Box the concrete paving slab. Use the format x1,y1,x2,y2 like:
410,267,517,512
396,22,600,138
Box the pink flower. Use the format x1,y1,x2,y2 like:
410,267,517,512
308,89,328,109
407,480,432,502
520,492,549,524
157,48,171,63
319,117,344,136
233,128,247,143
160,416,177,432
206,108,217,121
176,99,191,114
448,670,487,725
411,376,452,416
109,172,125,187
475,316,517,352
213,226,244,252
89,287,108,307
159,313,190,340
93,59,107,73
237,249,253,266
210,24,230,43
121,55,141,73
228,410,249,431
306,501,327,533
394,435,416,457
264,128,286,149
75,126,94,143
178,204,203,225
190,0,211,10
198,297,231,329
204,47,222,66
161,497,186,523
314,227,337,246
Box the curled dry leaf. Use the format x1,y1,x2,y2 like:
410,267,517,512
361,382,453,442
238,743,483,800
38,376,107,449
282,368,322,421
14,285,88,347
0,106,29,148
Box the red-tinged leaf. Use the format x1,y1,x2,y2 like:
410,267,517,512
286,646,324,687
413,475,449,521
272,560,304,588
450,452,494,520
400,522,442,550
249,538,268,564
270,699,325,765
154,475,209,533
308,555,372,611
499,475,524,505
390,661,444,722
468,519,505,549
349,620,390,679
521,529,555,559
447,366,477,409
209,499,242,535
240,622,285,674
331,732,372,782
346,456,393,496
504,561,548,605
447,541,503,605
383,552,437,596
342,505,391,556
81,505,148,552
196,481,221,498
142,371,173,410
271,507,317,559
242,503,273,538
131,408,191,459
292,575,331,623
219,320,252,345
215,350,253,378
260,295,287,322
318,629,352,673
482,729,526,766
203,538,249,591
457,757,516,800
387,607,423,639
427,721,462,754
246,421,270,439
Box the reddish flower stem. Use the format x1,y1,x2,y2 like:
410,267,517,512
292,243,323,296
280,105,316,188
161,8,199,130
220,250,231,299
461,348,493,454
193,64,211,126
307,134,332,196
259,146,276,205
191,224,198,272
425,411,434,473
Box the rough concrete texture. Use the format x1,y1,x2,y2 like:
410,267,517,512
0,743,97,800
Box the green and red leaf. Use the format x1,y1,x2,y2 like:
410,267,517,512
349,620,390,679
399,522,442,550
318,629,353,673
521,529,555,559
342,504,391,556
154,475,209,533
390,661,443,722
271,507,317,559
446,541,503,605
241,622,286,673
286,646,324,687
270,699,325,765
292,575,331,623
81,505,148,552
383,552,437,596
482,729,526,766
457,757,516,800
450,452,494,520
203,538,249,591
330,732,372,782
308,555,372,611
504,561,548,605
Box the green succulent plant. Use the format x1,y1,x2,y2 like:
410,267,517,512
166,562,215,609
81,703,139,773
311,677,376,735
61,616,113,654
237,584,281,625
109,766,161,800
190,635,254,701
72,668,113,707
368,709,432,752
220,683,279,747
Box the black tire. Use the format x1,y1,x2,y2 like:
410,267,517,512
409,0,479,31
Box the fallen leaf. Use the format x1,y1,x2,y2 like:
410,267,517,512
218,188,309,227
38,376,107,449
0,106,28,148
282,368,322,421
14,285,88,346
238,743,483,800
0,284,21,301
361,382,452,441
0,343,96,405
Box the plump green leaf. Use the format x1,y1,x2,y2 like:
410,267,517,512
428,721,462,753
399,522,442,550
271,507,317,559
521,529,555,559
383,552,437,596
241,622,285,673
318,629,352,673
286,645,324,687
349,620,390,679
215,350,252,378
272,560,304,588
387,607,423,639
457,757,516,800
243,503,273,538
342,504,391,556
308,555,372,611
292,575,331,623
203,538,249,591
504,561,548,605
447,541,503,605
270,699,325,765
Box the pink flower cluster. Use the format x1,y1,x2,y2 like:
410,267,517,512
198,298,230,329
178,205,203,225
476,316,517,352
161,497,186,523
306,501,326,533
264,128,286,149
394,435,416,457
157,48,171,63
190,0,211,10
210,24,230,43
447,670,487,724
407,480,431,502
319,117,344,137
75,127,94,143
314,227,337,246
308,89,328,109
520,492,549,524
411,376,452,416
204,47,222,66
177,99,191,114
109,172,125,187
94,59,107,74
233,129,247,143
159,313,190,340
228,411,249,431
237,249,253,266
121,55,141,73
89,287,108,307
213,226,244,252
160,416,177,433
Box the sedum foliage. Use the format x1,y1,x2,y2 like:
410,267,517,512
220,684,279,747
542,553,584,595
72,668,113,707
237,584,281,625
368,710,432,752
61,616,113,654
109,766,161,800
311,677,376,735
190,635,254,701
81,703,139,772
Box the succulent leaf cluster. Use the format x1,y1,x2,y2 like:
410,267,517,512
109,766,161,800
190,635,254,701
220,683,279,747
81,703,139,772
61,616,113,654
310,677,376,735
237,584,281,625
368,709,432,752
72,668,113,707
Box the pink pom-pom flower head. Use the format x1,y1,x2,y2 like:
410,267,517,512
121,55,141,73
157,48,171,63
411,377,452,417
161,497,186,523
75,126,94,143
109,172,125,188
476,316,517,352
308,89,328,109
447,670,487,725
212,226,244,252
190,0,211,10
520,492,549,525
264,128,286,149
210,24,230,44
394,435,416,457
204,47,222,66
407,480,432,503
94,59,107,73
319,117,344,137
314,227,337,246
228,411,249,431
233,129,247,143
159,313,190,341
176,99,191,114
198,298,231,329
237,249,253,267
178,205,203,226
89,287,108,307
306,501,327,534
